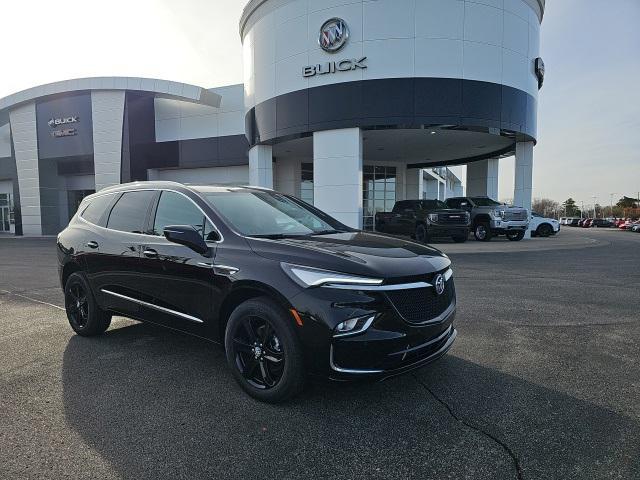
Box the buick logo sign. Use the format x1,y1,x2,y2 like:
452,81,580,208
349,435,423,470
434,274,445,296
48,116,79,128
319,18,349,53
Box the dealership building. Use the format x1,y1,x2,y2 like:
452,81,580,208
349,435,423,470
0,0,544,236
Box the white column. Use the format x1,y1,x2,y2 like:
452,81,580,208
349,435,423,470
92,91,125,191
249,145,273,188
514,141,534,237
405,168,420,200
313,128,363,228
465,159,499,200
10,103,41,235
274,157,300,196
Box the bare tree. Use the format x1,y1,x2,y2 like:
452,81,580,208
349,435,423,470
532,198,559,217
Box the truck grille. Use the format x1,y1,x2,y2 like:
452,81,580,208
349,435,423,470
438,214,468,225
503,211,528,221
385,279,455,324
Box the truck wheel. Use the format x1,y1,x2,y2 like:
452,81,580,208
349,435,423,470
536,224,552,237
452,235,467,243
474,222,492,242
507,231,526,241
415,224,429,243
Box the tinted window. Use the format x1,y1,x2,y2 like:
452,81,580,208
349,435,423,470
107,191,156,233
153,191,214,239
446,198,461,209
392,201,417,212
81,194,115,227
469,197,501,206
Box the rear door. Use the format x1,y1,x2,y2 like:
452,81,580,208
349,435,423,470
135,190,220,335
86,190,157,318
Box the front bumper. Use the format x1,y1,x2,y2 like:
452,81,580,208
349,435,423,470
490,220,528,231
426,224,470,238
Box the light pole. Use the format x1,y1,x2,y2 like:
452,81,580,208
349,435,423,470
592,196,597,218
610,193,617,219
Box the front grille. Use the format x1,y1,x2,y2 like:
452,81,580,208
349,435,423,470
503,211,527,221
438,214,468,225
385,279,455,324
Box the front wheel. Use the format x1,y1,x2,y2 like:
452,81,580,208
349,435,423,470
474,222,493,242
225,297,305,403
415,224,430,243
536,224,553,237
507,230,526,241
64,272,111,336
452,234,468,243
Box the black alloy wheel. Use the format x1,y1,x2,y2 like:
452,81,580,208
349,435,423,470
537,223,553,237
474,222,492,241
232,315,285,389
64,272,112,336
415,224,429,243
225,297,304,403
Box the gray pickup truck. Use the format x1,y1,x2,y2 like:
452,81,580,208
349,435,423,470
445,196,529,241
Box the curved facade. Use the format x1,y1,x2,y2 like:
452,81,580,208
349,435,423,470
242,0,542,150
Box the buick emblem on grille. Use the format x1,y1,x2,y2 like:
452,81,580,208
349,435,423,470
434,274,445,296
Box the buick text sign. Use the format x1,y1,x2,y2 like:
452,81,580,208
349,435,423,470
303,57,367,78
36,93,93,159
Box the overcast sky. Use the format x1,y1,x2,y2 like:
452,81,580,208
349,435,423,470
1,0,638,206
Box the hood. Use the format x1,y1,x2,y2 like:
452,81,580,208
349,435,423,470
246,231,450,279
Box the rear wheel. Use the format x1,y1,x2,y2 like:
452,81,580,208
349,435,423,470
64,272,111,336
507,230,526,241
225,297,305,403
536,223,553,237
474,222,492,242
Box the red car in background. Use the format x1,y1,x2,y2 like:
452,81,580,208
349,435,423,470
582,218,594,228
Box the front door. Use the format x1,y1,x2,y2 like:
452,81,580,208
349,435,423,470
135,190,220,335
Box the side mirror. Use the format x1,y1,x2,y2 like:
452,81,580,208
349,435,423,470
163,225,210,255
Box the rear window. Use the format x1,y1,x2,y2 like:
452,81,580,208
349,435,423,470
106,191,156,233
80,194,115,227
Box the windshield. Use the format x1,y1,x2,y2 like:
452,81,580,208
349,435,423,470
469,197,502,206
201,190,347,237
421,200,448,210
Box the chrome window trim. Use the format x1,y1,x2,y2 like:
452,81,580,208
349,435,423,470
78,188,224,244
101,289,204,324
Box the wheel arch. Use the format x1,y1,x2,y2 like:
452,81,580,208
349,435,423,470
61,261,82,289
217,281,294,344
473,214,491,226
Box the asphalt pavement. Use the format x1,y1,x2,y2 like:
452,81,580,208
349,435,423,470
0,228,638,480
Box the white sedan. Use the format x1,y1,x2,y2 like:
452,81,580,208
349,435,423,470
530,212,560,237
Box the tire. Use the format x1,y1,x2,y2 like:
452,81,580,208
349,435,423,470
452,234,467,243
225,297,305,403
536,223,553,237
415,224,429,243
474,222,492,242
64,272,112,336
507,230,526,241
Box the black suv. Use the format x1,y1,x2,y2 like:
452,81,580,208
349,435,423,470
57,182,457,403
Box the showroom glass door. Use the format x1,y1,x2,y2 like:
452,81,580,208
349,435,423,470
363,166,396,230
0,193,11,232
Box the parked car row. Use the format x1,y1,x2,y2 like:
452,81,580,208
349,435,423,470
561,217,640,230
375,196,560,242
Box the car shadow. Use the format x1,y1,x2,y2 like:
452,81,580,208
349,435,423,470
62,322,638,480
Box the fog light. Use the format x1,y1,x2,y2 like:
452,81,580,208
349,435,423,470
334,315,376,337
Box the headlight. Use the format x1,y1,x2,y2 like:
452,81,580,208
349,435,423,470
428,213,439,223
334,315,376,337
492,209,504,219
281,263,383,289
465,212,471,222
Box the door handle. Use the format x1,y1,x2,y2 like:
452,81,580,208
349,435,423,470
86,241,99,249
143,249,158,258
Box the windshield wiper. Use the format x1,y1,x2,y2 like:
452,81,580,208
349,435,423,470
248,233,306,239
310,229,346,236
